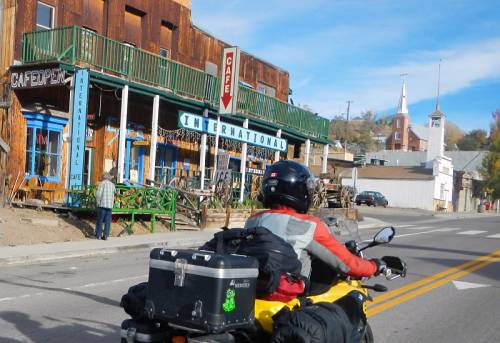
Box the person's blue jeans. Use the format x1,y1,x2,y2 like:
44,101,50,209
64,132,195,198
95,207,112,239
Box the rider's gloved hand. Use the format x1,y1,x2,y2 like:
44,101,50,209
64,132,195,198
371,258,387,276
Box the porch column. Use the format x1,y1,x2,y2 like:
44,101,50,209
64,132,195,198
212,115,221,183
148,95,160,184
239,119,249,203
274,129,282,163
322,144,329,174
304,139,311,167
117,85,129,183
199,108,209,190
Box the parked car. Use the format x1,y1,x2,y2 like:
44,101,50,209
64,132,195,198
355,191,388,207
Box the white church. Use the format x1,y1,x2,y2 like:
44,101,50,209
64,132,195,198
342,80,454,211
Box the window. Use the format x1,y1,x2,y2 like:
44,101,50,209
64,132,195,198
159,48,170,59
293,142,301,158
257,82,276,97
81,27,98,62
124,6,144,47
394,131,401,141
257,83,266,95
396,119,401,128
431,116,441,127
204,61,218,99
36,2,54,30
24,114,67,182
122,42,136,74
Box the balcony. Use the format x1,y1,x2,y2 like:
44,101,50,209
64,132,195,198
21,26,329,139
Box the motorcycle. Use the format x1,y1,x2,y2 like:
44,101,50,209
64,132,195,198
120,225,407,343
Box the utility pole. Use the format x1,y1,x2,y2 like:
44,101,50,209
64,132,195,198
344,100,353,154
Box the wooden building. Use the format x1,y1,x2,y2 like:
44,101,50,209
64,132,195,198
1,0,331,204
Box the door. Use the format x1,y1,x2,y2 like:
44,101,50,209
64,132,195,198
84,147,93,186
125,139,144,183
155,143,177,184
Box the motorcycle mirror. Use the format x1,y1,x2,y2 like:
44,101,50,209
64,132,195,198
373,227,395,244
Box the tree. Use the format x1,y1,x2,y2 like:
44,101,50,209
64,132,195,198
445,121,464,151
481,111,500,199
457,129,488,151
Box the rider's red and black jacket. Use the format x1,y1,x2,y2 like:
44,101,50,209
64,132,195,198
245,207,377,278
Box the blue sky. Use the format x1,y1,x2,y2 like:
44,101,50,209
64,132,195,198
191,0,500,132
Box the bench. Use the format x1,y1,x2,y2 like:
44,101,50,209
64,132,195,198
67,185,176,232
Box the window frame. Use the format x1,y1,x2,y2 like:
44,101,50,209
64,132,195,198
23,113,67,183
394,131,401,141
36,1,55,31
159,48,170,59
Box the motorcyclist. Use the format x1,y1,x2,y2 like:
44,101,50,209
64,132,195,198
245,160,385,284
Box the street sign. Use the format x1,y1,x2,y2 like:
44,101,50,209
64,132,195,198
178,111,287,152
219,47,240,115
217,152,230,170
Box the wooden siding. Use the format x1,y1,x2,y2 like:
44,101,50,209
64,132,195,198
13,0,289,101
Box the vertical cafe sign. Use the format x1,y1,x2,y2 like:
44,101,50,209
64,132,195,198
69,69,90,190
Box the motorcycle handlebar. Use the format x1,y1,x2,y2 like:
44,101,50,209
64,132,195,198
382,266,406,280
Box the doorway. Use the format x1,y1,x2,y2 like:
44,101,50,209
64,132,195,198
84,147,93,186
125,139,145,183
155,143,177,184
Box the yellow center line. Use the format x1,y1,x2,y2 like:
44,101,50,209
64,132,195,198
370,249,500,306
367,254,499,317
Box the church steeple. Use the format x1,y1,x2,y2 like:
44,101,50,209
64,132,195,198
397,76,408,115
435,60,442,112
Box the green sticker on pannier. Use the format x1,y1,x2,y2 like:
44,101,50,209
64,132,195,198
222,288,236,312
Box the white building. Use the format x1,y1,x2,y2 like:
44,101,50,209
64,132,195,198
342,90,454,211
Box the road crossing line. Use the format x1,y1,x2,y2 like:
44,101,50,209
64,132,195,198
395,228,459,238
368,249,500,317
486,233,500,239
395,225,416,228
457,230,488,235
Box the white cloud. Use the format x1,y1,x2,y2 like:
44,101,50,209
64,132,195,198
299,37,500,118
190,0,328,48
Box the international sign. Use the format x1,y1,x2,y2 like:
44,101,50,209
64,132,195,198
179,111,287,152
11,66,66,90
68,69,90,191
219,47,240,115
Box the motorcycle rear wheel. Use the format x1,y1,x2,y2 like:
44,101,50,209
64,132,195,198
360,323,374,343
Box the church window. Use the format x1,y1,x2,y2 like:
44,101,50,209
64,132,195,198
431,117,441,127
396,119,401,128
395,132,401,141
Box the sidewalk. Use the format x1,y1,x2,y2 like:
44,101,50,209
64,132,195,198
0,229,220,267
0,216,389,267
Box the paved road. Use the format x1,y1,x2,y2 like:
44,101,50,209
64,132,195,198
0,213,498,342
358,210,500,343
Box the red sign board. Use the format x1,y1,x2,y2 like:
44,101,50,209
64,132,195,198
219,47,240,115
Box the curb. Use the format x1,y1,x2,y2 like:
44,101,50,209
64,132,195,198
0,238,208,267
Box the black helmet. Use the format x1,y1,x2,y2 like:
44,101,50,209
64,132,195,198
260,160,315,214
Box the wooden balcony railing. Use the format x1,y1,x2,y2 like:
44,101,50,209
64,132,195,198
22,26,329,139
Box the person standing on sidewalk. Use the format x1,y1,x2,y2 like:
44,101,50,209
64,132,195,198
95,172,115,240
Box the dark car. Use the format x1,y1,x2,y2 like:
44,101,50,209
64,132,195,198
355,191,388,207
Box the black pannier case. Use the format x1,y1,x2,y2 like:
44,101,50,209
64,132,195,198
145,248,259,333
